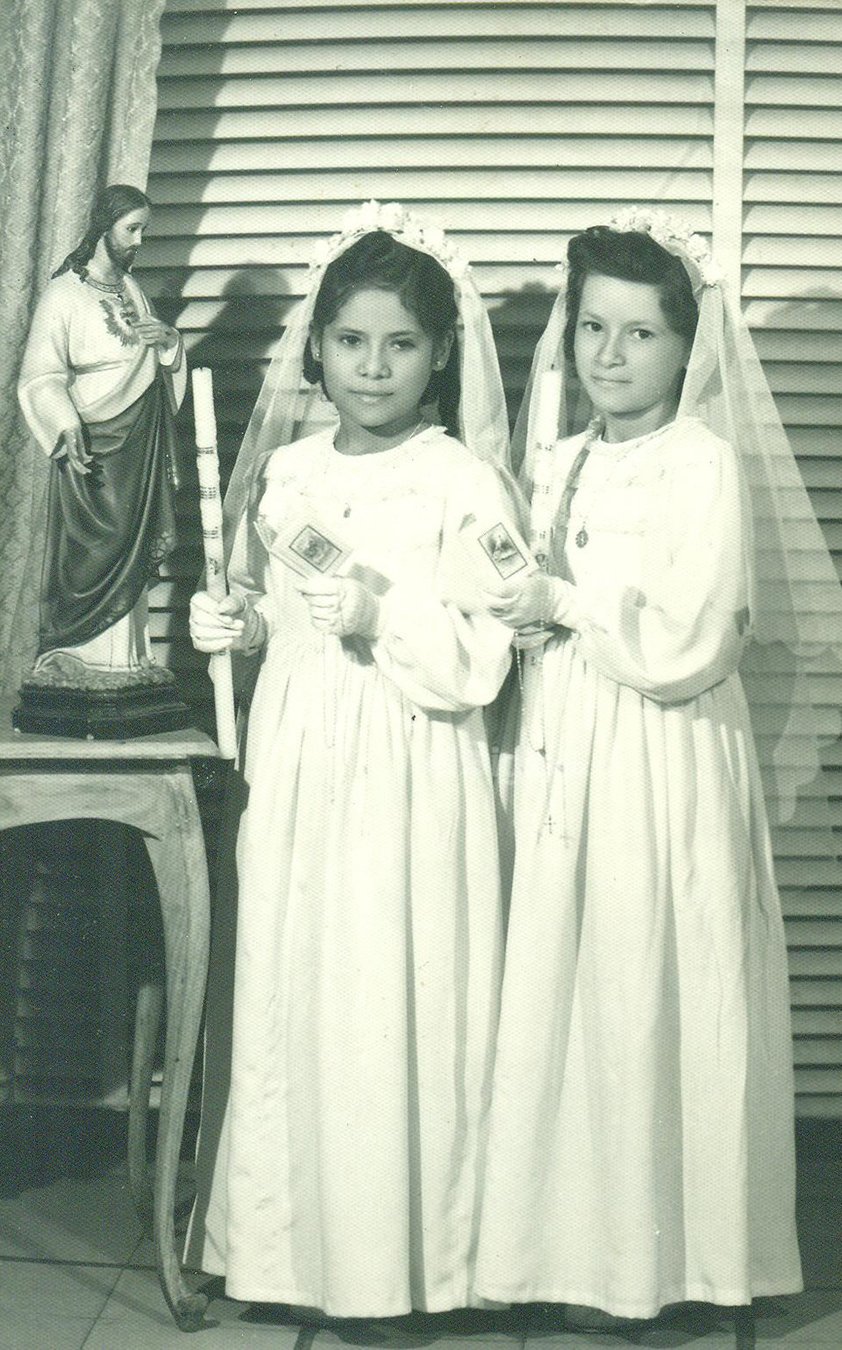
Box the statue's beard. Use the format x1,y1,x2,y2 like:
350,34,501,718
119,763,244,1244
104,231,138,274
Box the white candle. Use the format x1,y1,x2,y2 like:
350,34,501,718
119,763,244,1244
534,367,562,448
192,366,237,759
192,366,218,447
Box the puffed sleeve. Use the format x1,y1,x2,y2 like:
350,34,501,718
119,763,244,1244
370,456,520,712
226,491,275,641
17,283,80,456
563,430,751,703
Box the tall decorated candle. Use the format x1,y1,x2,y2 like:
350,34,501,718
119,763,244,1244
530,367,562,570
192,367,237,760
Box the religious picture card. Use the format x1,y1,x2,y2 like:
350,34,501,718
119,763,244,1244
437,513,537,614
255,512,354,579
476,521,535,581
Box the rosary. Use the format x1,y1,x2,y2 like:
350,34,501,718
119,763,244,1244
337,419,428,518
556,415,605,553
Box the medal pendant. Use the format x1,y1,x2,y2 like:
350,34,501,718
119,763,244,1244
575,527,588,548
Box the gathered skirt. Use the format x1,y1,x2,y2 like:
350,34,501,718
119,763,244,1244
475,633,803,1318
186,633,505,1316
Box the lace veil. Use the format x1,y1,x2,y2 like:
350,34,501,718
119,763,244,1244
514,206,842,829
222,199,511,555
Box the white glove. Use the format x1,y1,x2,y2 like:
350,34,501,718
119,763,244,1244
189,591,265,653
296,577,382,639
483,571,575,630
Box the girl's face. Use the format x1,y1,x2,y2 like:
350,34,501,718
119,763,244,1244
314,288,453,452
573,273,691,442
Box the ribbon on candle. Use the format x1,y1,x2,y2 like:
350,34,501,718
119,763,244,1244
520,367,563,755
529,367,562,570
533,367,562,452
192,366,237,759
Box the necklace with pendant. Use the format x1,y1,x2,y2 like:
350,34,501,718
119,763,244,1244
338,419,428,518
570,419,667,548
550,416,604,556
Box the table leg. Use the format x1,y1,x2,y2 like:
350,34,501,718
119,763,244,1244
143,766,210,1332
127,978,164,1226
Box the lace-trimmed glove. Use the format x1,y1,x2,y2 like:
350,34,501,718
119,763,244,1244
296,577,382,639
482,571,577,631
189,590,266,654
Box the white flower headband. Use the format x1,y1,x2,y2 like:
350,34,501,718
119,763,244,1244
556,206,722,292
308,199,472,282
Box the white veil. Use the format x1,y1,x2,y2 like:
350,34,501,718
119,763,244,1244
222,200,511,560
514,206,842,829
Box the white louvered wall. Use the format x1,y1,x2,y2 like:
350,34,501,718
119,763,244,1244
139,0,842,1114
744,0,842,1117
144,0,718,694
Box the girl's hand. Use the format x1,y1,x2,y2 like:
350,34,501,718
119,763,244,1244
297,577,381,639
483,571,558,630
189,591,262,653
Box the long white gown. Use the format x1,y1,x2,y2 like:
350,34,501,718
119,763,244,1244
475,417,803,1319
185,426,517,1316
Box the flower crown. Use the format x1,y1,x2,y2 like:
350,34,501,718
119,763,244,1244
308,199,471,282
607,206,721,289
556,206,721,291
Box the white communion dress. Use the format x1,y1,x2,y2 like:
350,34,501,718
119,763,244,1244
185,425,518,1316
475,416,803,1318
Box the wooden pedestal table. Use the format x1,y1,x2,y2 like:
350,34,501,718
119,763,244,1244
0,708,217,1331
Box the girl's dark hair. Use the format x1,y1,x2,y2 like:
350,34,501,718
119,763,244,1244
562,225,699,366
302,231,461,438
52,184,152,279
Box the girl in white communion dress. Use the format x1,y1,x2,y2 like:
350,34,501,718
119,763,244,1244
185,202,520,1318
476,209,842,1324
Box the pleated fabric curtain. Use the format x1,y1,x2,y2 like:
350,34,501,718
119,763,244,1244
0,0,168,1108
0,0,167,698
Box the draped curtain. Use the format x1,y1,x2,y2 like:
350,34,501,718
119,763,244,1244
0,0,167,698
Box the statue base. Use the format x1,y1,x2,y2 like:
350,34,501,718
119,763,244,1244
13,658,193,740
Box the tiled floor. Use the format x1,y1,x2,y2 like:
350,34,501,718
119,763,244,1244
0,1109,839,1349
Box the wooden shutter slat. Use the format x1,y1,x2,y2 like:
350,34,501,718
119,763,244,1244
745,140,842,171
746,74,842,106
159,39,715,79
745,299,842,330
152,103,714,141
161,4,716,44
744,173,842,204
149,136,714,177
746,107,842,137
154,70,716,110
